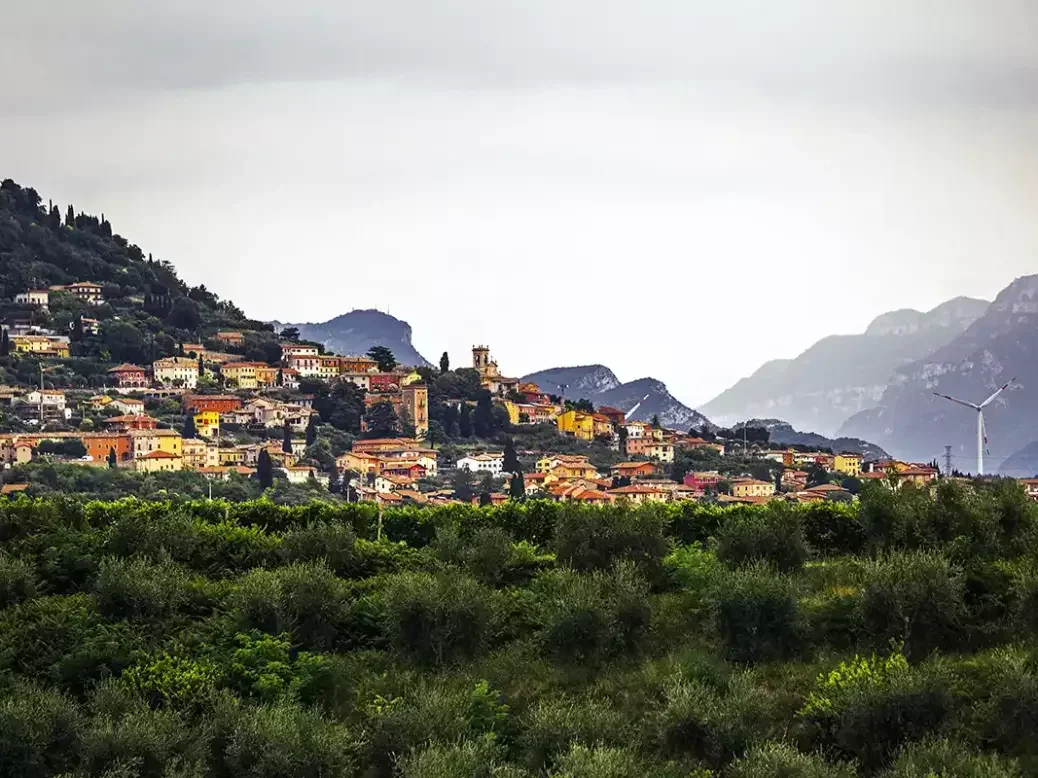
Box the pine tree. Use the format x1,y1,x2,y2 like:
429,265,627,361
328,465,341,494
182,414,197,439
458,404,473,438
257,450,274,489
439,351,450,373
282,424,293,454
305,415,318,446
366,346,398,372
509,472,525,501
65,204,75,227
503,437,521,475
363,402,402,439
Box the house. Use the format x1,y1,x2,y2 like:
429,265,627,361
376,473,415,493
597,406,627,426
353,438,425,453
104,414,159,431
552,484,616,504
673,436,726,456
730,479,776,499
285,465,325,485
340,372,372,391
152,357,199,388
128,429,183,459
606,484,669,505
1019,479,1038,501
221,361,266,389
833,453,862,477
11,441,34,465
88,395,114,412
803,483,853,501
21,389,70,418
52,281,103,304
193,411,220,439
213,331,246,347
182,438,220,470
1,483,31,496
107,364,148,389
552,459,600,480
14,289,49,307
281,344,321,376
369,372,404,392
610,461,658,480
341,356,380,373
255,365,279,387
10,335,70,358
134,450,183,473
591,413,615,440
110,397,146,415
457,453,505,475
79,317,101,335
83,433,132,462
781,470,810,491
218,447,246,466
514,403,557,425
198,465,256,480
625,438,675,462
523,472,549,491
183,394,242,414
337,451,384,475
898,466,938,486
381,461,427,480
556,410,595,441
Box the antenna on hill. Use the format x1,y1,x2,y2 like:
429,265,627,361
933,377,1014,475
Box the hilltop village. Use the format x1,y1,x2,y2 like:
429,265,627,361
0,284,984,504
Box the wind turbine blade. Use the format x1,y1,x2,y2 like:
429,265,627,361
932,392,979,410
980,377,1015,408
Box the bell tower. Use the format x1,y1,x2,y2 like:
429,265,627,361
472,345,490,373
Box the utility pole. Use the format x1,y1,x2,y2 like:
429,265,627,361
943,445,953,477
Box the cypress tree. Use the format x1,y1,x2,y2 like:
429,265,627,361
183,414,197,439
257,449,274,489
503,437,521,476
328,465,341,495
282,424,293,454
509,472,525,501
65,204,75,227
439,351,450,373
107,448,118,468
458,404,472,438
0,329,9,357
305,415,318,446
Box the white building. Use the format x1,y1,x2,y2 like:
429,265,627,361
152,357,199,388
457,453,504,475
14,290,49,308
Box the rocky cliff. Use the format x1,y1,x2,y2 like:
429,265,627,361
272,309,430,367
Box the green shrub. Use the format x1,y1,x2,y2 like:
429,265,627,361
547,743,644,778
728,741,858,778
712,567,802,663
0,551,37,608
653,673,767,768
30,525,102,594
278,521,362,577
217,699,358,778
435,526,550,587
400,735,528,778
802,585,862,650
884,738,1022,777
972,652,1038,762
533,564,650,665
382,571,500,666
0,681,82,778
122,651,219,710
553,505,669,586
858,553,964,659
799,651,951,771
715,503,809,573
229,563,351,652
0,594,141,696
94,556,207,624
519,695,634,772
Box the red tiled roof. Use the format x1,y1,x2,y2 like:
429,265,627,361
140,450,178,459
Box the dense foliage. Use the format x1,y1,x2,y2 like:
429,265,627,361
1,480,1037,776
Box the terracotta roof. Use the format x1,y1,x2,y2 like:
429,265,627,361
899,467,937,476
1,483,30,495
108,363,145,372
105,415,156,424
608,485,666,495
140,450,178,459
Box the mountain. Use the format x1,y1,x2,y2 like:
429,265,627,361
838,275,1038,471
701,297,990,436
520,365,621,399
998,442,1038,479
272,310,430,367
737,419,889,460
521,366,710,430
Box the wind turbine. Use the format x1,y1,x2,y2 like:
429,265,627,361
625,394,651,421
933,378,1014,476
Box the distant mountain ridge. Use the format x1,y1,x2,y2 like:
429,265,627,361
838,275,1038,472
272,309,430,367
521,365,711,430
738,419,889,460
701,297,989,436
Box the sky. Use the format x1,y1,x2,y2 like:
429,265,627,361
2,1,1038,407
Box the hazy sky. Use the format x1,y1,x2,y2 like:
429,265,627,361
3,2,1037,407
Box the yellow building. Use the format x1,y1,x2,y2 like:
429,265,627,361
193,411,220,439
221,361,262,389
731,479,776,499
128,429,183,459
218,447,246,466
11,335,70,358
556,410,595,442
833,453,862,477
255,365,279,387
553,460,600,480
646,442,675,463
134,450,183,473
182,438,220,470
401,384,429,437
152,357,199,388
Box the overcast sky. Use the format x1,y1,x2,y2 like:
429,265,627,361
3,2,1037,407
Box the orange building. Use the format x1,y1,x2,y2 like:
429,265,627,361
83,433,132,462
183,394,242,414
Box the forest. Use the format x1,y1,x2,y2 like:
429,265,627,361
1,479,1038,777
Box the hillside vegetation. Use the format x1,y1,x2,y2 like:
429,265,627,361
1,480,1038,776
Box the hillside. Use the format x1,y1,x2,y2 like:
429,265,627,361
0,179,281,369
272,309,430,367
701,297,989,435
738,419,889,459
839,275,1038,470
521,365,710,430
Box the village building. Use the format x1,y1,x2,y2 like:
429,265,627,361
10,334,70,358
183,394,242,414
182,438,220,470
134,450,183,473
193,411,220,439
606,484,669,505
104,414,159,432
471,345,519,395
213,331,245,347
610,461,658,480
152,357,199,388
14,289,49,307
107,363,149,388
457,452,505,475
128,429,183,459
51,281,103,304
833,453,863,477
730,479,777,499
